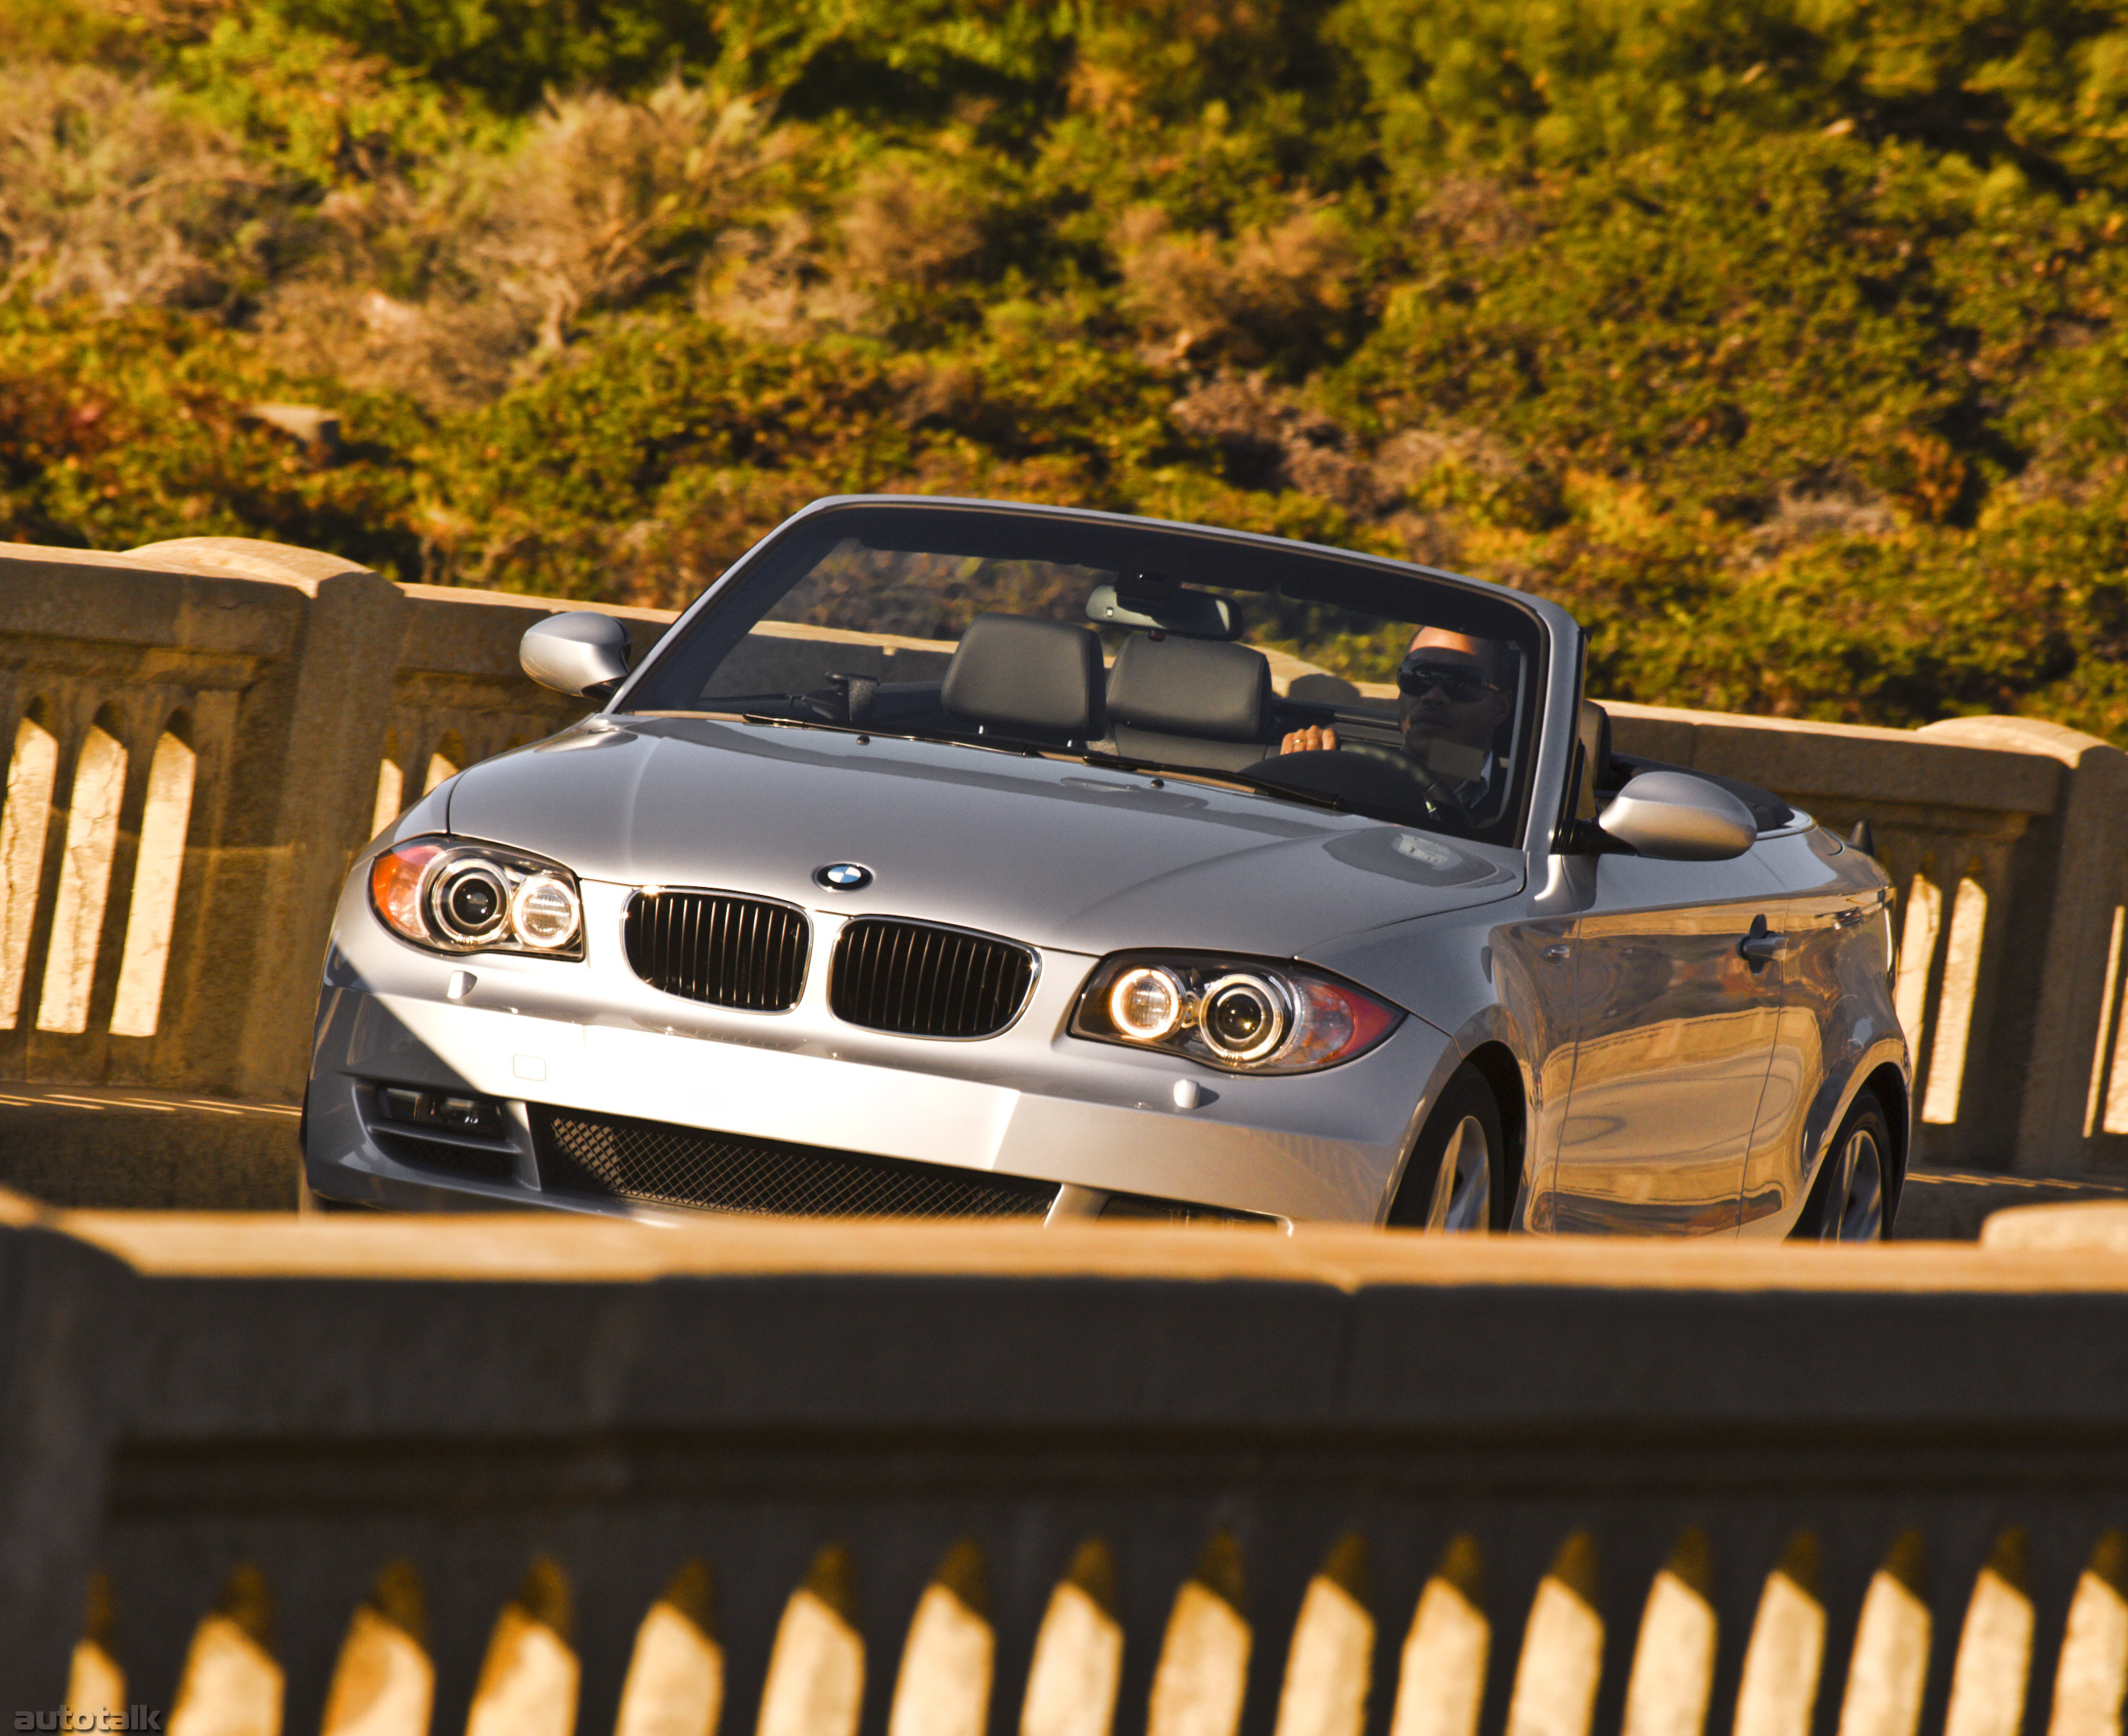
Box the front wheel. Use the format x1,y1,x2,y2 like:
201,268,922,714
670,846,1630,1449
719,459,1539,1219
1388,1064,1511,1232
1797,1089,1891,1242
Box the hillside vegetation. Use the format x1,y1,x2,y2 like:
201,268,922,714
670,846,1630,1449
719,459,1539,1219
10,0,2128,731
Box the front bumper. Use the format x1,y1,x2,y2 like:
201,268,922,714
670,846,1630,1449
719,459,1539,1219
305,873,1452,1224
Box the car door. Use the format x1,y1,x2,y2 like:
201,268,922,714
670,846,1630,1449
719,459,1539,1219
1543,849,1788,1235
1740,834,1899,1232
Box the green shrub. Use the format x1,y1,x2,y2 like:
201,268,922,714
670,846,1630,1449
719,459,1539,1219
14,0,2128,745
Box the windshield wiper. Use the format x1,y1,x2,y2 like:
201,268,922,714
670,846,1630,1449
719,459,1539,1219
737,711,1051,761
1076,750,1353,814
666,713,1356,809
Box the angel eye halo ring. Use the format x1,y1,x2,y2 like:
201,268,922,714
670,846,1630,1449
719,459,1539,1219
510,871,583,950
369,837,584,960
1072,952,1401,1075
1108,965,1186,1041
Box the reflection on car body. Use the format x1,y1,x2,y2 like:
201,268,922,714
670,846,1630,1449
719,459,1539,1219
305,495,1908,1239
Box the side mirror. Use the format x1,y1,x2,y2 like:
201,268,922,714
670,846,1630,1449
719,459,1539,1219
521,611,631,698
1597,771,1755,861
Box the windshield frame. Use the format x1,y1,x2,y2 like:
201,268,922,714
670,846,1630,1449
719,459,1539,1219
614,494,1574,850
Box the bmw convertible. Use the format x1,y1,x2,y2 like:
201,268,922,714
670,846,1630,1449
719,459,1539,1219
305,496,1908,1238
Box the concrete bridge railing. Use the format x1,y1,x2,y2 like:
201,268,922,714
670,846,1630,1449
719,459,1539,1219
8,1198,2128,1734
0,537,668,1106
1,534,2125,1175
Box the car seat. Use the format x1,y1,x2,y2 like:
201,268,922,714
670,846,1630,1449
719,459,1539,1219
1100,632,1275,772
940,614,1105,743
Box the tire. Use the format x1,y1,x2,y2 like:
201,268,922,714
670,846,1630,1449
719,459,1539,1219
1795,1088,1891,1242
1389,1064,1511,1232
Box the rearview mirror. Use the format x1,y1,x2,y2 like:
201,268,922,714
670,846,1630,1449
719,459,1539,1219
1084,582,1243,640
1597,771,1755,861
521,611,631,697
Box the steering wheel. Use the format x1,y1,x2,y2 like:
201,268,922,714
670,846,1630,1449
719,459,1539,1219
1240,743,1475,832
1338,742,1472,824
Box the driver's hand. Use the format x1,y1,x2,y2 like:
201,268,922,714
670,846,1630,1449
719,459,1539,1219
1280,724,1340,755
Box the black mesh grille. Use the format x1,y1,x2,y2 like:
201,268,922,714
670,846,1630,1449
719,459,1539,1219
532,1106,1057,1219
830,918,1035,1038
624,890,808,1010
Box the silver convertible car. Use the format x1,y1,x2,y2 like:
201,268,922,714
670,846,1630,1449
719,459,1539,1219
305,496,1908,1238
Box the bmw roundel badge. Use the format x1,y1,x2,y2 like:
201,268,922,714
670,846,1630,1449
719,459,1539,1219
814,863,873,892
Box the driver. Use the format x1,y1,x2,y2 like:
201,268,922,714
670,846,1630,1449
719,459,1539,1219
1277,628,1514,811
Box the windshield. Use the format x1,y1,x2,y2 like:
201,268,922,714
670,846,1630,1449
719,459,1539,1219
622,501,1550,846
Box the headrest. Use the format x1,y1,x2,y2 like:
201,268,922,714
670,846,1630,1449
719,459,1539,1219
942,614,1103,737
1288,672,1361,705
1105,634,1272,742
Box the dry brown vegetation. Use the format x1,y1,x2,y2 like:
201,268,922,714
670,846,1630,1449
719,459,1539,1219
12,0,2128,737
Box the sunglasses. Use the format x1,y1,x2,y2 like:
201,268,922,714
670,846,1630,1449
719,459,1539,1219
1397,659,1503,703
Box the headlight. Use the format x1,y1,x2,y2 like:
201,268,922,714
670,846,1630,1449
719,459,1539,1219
1199,973,1287,1062
1071,953,1401,1073
1109,965,1186,1040
368,838,584,960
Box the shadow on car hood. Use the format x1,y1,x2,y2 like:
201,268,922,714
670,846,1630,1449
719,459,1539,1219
446,718,1524,965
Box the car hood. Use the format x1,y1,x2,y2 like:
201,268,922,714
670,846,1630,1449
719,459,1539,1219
444,718,1523,980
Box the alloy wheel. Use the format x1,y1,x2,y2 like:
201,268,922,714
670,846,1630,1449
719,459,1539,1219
1828,1126,1885,1242
1426,1115,1492,1233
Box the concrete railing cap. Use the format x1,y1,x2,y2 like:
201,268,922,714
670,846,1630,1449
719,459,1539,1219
124,535,376,594
36,1204,2128,1294
1981,1200,2128,1253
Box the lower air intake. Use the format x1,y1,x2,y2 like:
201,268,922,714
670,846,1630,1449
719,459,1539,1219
532,1106,1058,1220
830,918,1036,1038
371,1127,518,1180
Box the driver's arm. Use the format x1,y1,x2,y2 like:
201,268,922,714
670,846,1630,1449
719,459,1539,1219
1279,724,1340,754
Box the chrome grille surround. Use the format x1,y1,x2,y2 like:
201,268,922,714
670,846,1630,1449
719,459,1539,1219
829,917,1038,1039
532,1106,1058,1219
623,889,809,1011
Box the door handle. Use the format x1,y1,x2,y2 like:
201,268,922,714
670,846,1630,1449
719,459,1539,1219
1541,944,1571,962
1739,915,1783,970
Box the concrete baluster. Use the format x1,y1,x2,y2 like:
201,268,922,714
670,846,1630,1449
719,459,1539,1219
757,1546,864,1736
1621,1530,1717,1736
1836,1533,1930,1736
465,1559,577,1736
319,1562,433,1736
0,706,58,1029
615,1559,723,1736
1388,1536,1490,1736
887,1541,992,1736
1020,1540,1123,1736
1506,1533,1603,1736
1272,1535,1373,1736
1147,1534,1251,1736
167,1564,283,1736
2047,1533,2128,1736
1733,1535,1826,1736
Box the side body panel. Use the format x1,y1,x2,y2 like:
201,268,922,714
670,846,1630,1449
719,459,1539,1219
1543,850,1788,1236
1301,881,1576,1222
1741,829,1906,1236
1487,906,1581,1227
